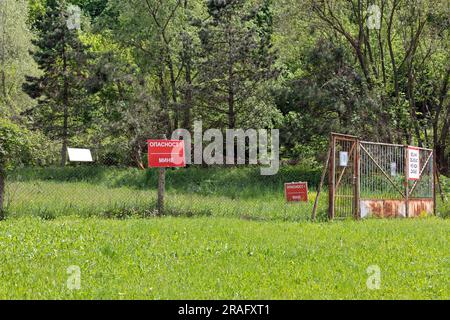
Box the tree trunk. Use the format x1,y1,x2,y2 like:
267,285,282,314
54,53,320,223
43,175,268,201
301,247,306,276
167,54,179,130
227,53,235,129
158,47,171,136
0,1,6,100
228,88,235,129
61,30,69,167
182,47,192,130
61,95,68,167
406,62,423,147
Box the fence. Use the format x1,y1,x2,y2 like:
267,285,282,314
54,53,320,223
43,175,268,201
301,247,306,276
2,164,324,222
2,136,440,221
328,133,436,219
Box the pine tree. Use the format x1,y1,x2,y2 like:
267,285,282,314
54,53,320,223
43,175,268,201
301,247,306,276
23,0,93,166
196,0,278,129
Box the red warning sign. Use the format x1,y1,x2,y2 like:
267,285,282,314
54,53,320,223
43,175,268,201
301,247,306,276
285,182,308,202
147,140,186,168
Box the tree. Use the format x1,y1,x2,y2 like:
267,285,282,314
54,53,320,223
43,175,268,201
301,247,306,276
196,0,279,129
83,34,164,168
0,0,38,118
0,119,32,218
280,0,450,172
273,39,379,160
23,0,94,166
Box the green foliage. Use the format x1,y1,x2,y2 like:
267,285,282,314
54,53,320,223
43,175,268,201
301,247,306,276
0,119,32,170
0,0,38,117
197,0,279,128
23,0,96,165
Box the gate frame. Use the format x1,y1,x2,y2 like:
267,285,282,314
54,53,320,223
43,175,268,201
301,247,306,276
328,133,436,220
328,133,360,220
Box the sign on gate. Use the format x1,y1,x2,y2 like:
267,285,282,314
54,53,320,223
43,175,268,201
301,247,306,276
147,140,186,168
285,182,308,202
339,151,349,167
407,147,420,181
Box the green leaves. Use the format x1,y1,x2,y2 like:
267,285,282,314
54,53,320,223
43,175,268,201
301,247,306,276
0,119,32,170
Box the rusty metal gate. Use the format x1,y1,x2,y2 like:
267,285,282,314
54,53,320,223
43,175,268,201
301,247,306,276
329,133,435,219
328,134,359,219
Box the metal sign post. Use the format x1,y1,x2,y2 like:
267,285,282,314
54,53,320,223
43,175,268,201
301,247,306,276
148,137,186,216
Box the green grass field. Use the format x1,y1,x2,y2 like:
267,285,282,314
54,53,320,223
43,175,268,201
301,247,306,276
0,217,448,299
1,166,449,299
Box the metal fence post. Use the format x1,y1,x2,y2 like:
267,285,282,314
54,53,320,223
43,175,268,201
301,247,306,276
433,150,437,216
404,145,410,218
328,135,335,220
354,139,360,219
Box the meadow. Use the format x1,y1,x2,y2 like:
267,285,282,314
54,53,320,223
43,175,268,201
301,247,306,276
0,166,449,299
0,216,448,299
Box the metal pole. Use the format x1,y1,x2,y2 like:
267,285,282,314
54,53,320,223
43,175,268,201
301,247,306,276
312,147,331,221
328,135,336,220
404,146,410,218
432,150,437,216
354,139,360,219
157,134,167,216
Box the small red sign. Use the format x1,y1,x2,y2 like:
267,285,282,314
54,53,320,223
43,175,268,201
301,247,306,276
285,182,308,202
147,140,186,168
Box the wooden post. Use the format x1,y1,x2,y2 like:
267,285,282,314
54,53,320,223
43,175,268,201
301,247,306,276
157,135,167,216
312,147,331,221
328,135,336,220
404,146,410,218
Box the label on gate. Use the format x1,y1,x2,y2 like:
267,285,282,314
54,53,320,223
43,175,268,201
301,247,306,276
339,152,349,167
407,147,420,181
285,182,308,202
147,140,186,168
390,162,397,177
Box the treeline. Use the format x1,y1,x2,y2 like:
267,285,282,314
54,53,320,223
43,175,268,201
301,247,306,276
0,0,449,174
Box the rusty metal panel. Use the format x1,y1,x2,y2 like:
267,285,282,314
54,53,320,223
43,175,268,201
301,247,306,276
361,200,405,218
408,199,434,217
360,200,385,218
360,199,433,218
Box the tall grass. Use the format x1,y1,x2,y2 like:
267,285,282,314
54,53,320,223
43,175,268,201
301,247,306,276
5,166,448,221
5,165,327,221
9,165,322,197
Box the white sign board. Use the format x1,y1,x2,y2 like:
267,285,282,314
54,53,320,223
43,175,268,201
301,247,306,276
67,148,93,162
339,152,349,167
390,162,397,177
407,147,420,181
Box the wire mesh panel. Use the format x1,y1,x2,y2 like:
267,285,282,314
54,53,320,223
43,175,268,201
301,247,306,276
330,135,358,219
329,134,435,219
360,142,405,200
409,148,434,199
